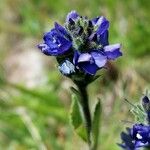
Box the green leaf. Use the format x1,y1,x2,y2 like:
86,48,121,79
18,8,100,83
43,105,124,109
70,94,87,142
70,94,82,129
91,99,102,150
76,124,87,142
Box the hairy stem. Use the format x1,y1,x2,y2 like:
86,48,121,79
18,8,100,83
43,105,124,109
76,83,92,149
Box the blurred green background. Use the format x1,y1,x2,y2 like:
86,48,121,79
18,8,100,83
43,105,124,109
0,0,150,149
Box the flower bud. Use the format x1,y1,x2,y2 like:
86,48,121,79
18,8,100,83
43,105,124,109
142,96,150,112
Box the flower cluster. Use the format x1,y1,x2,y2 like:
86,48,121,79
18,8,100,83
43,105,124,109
119,124,150,150
38,11,122,82
119,95,150,150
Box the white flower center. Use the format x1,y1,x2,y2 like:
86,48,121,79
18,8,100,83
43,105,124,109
58,43,61,47
136,133,142,139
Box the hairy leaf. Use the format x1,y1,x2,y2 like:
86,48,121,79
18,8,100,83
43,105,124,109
70,94,87,142
91,99,102,150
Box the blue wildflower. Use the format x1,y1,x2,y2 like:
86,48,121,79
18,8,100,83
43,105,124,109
38,10,122,77
73,43,122,75
104,43,122,60
142,96,150,110
119,124,150,150
66,10,79,22
142,95,150,123
38,22,72,56
92,16,109,35
59,60,75,75
91,16,109,46
142,96,150,112
73,51,107,75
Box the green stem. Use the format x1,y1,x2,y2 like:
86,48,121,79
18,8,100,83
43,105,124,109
76,83,92,149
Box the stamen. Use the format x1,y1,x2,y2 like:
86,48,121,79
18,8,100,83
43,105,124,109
58,43,61,47
136,133,142,139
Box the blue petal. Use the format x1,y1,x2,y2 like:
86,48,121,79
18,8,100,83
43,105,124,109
43,31,53,43
91,51,107,68
135,141,148,147
99,30,109,46
42,29,72,56
73,50,80,65
59,60,75,75
54,22,68,36
96,16,109,35
120,132,135,149
78,53,92,63
38,43,51,55
142,96,150,104
66,10,79,22
104,43,122,60
43,29,58,46
38,43,59,56
79,62,99,75
91,17,99,25
57,36,72,52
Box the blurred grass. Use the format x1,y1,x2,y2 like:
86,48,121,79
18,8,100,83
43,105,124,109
0,0,150,149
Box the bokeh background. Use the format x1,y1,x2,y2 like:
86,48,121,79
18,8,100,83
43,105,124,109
0,0,150,149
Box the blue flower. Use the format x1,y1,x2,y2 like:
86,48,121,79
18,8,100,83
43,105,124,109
73,50,107,75
91,16,109,46
142,96,150,123
59,60,75,75
66,10,79,22
142,96,150,111
38,22,72,56
92,16,109,35
119,124,150,150
142,96,150,104
73,43,122,75
104,43,122,60
38,10,122,78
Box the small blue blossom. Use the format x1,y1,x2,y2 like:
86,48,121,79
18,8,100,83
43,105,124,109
104,43,122,60
38,22,72,56
142,95,150,123
59,60,75,75
73,50,107,75
92,16,109,35
142,96,150,104
91,16,109,46
66,10,79,22
119,124,150,150
73,43,122,75
142,96,150,112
